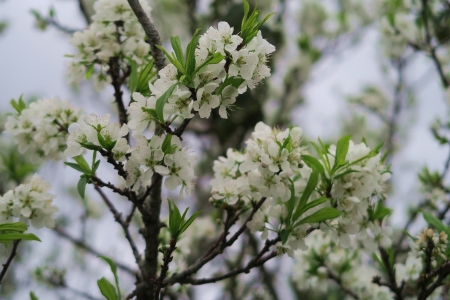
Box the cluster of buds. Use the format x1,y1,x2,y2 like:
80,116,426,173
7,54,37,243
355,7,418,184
416,227,448,257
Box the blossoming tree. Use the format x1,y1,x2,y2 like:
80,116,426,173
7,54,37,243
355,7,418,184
3,0,450,299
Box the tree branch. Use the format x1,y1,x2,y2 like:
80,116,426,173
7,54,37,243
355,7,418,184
126,0,165,71
93,185,142,267
53,226,136,275
0,240,20,284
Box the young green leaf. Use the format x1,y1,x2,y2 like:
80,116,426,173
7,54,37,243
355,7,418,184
168,200,182,238
185,29,202,78
293,196,328,220
301,155,325,176
73,155,91,173
422,211,450,235
0,222,28,232
0,232,41,243
64,162,86,173
333,135,351,172
292,170,319,221
97,277,117,300
280,229,290,245
155,84,177,123
30,292,39,300
179,211,203,234
77,176,88,199
156,45,185,74
294,207,342,227
162,134,173,153
98,256,121,300
85,65,95,80
127,58,139,93
170,36,185,66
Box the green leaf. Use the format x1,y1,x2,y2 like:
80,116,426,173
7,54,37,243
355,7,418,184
170,36,184,66
422,211,450,235
30,292,39,300
141,107,158,120
185,29,201,76
10,95,27,114
194,52,224,74
156,45,185,74
127,58,139,93
333,135,351,172
97,277,117,300
280,229,290,245
79,142,100,151
0,222,28,232
136,59,155,95
98,256,121,300
73,155,91,173
64,162,86,173
301,155,325,177
292,170,319,221
77,176,88,199
0,232,41,243
242,0,250,30
179,211,202,234
155,84,177,123
161,134,173,153
284,179,296,226
168,200,182,238
93,160,101,173
294,207,342,227
85,65,95,80
293,196,328,220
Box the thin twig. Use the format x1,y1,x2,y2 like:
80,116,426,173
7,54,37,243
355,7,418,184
93,185,142,266
0,240,21,284
53,226,136,275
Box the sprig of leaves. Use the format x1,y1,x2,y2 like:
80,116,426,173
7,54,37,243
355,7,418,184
167,200,202,241
0,222,41,245
64,152,100,199
241,0,275,44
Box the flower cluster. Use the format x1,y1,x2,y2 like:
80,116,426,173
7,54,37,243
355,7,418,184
210,122,305,206
65,114,129,161
328,141,391,248
124,133,197,198
130,21,275,126
5,97,82,161
293,230,393,299
0,176,58,229
68,0,152,90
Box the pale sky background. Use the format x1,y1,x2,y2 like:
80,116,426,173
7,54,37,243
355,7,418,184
1,0,450,299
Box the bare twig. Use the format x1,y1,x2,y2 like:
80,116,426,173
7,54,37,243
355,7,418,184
0,240,20,284
53,226,136,275
154,239,177,298
93,185,142,266
180,237,280,285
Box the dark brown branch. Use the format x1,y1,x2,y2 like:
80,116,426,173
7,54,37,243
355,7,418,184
108,57,128,126
154,239,177,298
53,226,136,275
137,173,163,300
179,237,280,285
0,240,20,284
126,0,165,71
98,148,128,178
